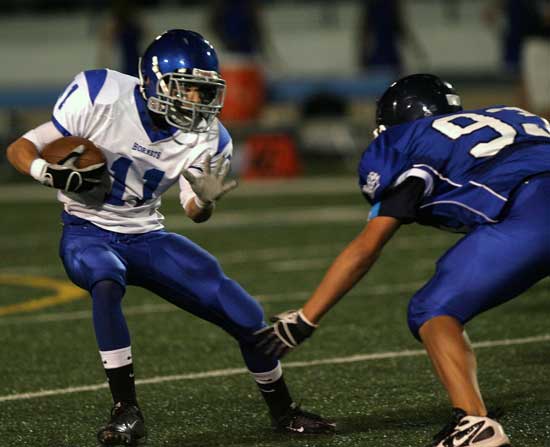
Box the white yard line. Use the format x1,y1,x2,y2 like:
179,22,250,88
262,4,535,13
1,266,548,326
1,333,549,403
0,177,357,202
166,206,368,229
0,233,453,273
268,257,436,272
267,258,334,271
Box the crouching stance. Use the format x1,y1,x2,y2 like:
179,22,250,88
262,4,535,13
7,29,334,446
255,74,550,447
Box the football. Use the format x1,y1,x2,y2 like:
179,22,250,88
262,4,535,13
41,136,105,168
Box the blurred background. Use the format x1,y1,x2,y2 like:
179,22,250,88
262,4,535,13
1,4,550,445
0,0,549,182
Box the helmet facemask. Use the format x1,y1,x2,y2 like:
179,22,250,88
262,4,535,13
146,68,226,133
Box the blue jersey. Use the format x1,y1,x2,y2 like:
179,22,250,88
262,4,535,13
358,106,550,231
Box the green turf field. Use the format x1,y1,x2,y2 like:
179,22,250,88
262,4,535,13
1,182,549,447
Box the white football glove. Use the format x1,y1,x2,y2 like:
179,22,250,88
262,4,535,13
182,153,238,208
30,145,105,193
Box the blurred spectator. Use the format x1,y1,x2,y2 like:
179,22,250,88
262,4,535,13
209,0,265,57
358,0,427,76
484,0,550,117
483,0,533,73
208,0,268,123
97,0,145,77
522,0,550,118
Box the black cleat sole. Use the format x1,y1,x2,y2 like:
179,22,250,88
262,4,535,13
98,430,145,446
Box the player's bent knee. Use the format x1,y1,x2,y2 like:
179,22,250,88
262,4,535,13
407,301,465,341
407,297,441,341
91,280,125,303
407,315,424,342
217,278,265,332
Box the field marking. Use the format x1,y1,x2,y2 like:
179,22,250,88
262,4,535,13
166,206,367,229
0,281,424,326
0,233,453,273
1,275,548,326
0,230,452,319
0,333,548,403
0,177,357,203
267,257,435,272
0,274,86,316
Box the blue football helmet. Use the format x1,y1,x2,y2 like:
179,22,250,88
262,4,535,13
139,29,226,133
374,73,462,137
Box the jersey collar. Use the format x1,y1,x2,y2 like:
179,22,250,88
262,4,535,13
133,86,179,143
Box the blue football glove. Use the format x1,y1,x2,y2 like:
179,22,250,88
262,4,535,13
254,309,318,358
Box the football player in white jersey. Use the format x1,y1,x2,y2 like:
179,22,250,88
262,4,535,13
6,29,334,446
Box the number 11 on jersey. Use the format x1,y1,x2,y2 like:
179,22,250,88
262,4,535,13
105,156,165,206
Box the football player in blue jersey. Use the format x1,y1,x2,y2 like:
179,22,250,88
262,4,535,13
255,73,550,447
6,29,334,446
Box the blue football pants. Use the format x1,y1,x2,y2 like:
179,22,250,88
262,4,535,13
59,212,275,372
408,175,550,339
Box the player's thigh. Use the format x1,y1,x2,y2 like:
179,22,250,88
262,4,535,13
407,221,550,339
60,231,127,291
136,231,264,336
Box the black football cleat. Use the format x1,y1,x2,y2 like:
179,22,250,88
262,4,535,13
428,408,511,447
97,402,146,446
273,402,336,434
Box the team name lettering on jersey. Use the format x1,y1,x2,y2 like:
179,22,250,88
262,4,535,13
131,142,161,160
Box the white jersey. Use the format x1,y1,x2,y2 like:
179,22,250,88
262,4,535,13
33,69,233,233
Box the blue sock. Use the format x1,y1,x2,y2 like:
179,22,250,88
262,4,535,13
91,280,137,406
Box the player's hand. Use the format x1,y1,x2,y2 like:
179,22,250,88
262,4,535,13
30,145,106,193
181,153,238,207
254,309,318,358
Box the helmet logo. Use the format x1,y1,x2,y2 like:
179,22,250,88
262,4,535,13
362,171,381,199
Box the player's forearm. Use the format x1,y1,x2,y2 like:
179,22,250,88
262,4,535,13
302,240,380,323
302,216,401,323
6,138,40,175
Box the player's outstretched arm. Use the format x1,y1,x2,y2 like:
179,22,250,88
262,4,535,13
302,216,401,322
255,216,401,357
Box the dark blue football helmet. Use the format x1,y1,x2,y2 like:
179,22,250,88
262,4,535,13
374,73,463,137
139,29,226,133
